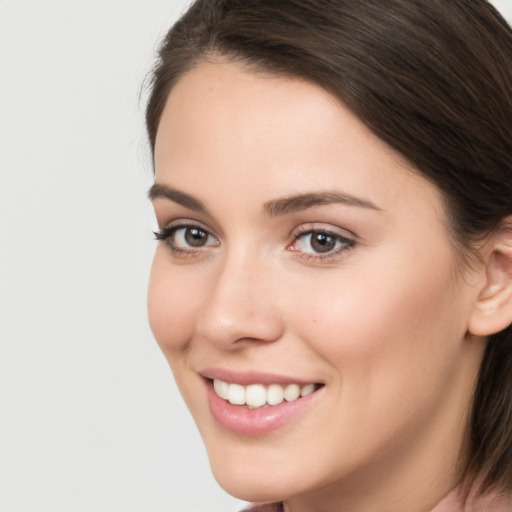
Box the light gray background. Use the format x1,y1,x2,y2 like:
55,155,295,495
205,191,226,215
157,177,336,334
1,1,511,511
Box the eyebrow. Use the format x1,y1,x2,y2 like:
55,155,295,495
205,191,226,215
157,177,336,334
148,183,209,214
264,191,382,216
148,183,381,217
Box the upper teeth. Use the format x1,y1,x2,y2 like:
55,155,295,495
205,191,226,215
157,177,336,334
213,379,316,408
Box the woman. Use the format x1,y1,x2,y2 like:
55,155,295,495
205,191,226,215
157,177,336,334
145,1,512,510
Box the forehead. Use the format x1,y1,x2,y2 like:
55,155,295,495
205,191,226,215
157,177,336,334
154,60,446,229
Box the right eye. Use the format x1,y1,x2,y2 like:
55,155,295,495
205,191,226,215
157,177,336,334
154,224,219,254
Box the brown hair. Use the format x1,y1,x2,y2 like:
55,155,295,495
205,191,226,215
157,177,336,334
145,0,512,494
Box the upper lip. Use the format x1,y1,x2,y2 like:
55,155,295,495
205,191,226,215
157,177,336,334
199,367,323,386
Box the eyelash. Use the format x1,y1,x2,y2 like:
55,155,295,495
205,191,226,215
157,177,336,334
153,222,356,261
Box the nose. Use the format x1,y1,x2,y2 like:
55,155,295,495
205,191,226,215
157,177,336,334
196,251,285,349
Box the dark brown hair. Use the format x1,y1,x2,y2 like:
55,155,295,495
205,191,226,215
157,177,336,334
146,0,512,494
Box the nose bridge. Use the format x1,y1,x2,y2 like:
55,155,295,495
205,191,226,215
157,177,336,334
196,245,283,347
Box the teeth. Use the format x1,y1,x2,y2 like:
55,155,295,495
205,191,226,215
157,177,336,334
228,383,245,405
284,383,300,402
267,384,284,405
300,383,315,397
213,379,319,408
213,379,229,400
246,384,267,408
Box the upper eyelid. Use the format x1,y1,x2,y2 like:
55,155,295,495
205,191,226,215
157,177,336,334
153,209,224,238
294,227,353,238
291,222,357,240
159,217,215,234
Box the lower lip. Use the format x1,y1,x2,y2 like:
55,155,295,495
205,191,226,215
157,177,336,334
205,380,322,436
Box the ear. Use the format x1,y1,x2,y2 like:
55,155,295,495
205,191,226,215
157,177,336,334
469,218,512,337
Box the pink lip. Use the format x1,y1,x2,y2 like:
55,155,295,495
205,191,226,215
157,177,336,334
200,367,321,386
203,375,323,436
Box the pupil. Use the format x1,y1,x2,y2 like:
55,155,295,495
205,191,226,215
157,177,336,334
311,233,335,253
185,228,207,247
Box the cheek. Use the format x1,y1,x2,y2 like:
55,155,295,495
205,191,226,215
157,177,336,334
281,253,468,465
292,249,464,397
147,250,202,354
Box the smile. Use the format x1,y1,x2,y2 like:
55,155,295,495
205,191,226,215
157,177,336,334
213,379,320,409
203,373,325,436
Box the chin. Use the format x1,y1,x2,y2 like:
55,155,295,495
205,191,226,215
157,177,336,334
207,451,298,503
213,469,288,503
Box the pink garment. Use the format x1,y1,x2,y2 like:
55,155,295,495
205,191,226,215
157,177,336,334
243,503,283,511
431,484,512,512
243,485,512,511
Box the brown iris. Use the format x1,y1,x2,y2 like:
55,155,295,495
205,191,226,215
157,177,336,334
310,232,337,253
184,227,209,247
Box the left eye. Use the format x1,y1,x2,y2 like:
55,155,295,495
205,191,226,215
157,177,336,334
173,226,217,248
154,224,218,252
292,230,353,255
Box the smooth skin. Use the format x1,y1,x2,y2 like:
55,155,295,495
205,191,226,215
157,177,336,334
148,61,497,512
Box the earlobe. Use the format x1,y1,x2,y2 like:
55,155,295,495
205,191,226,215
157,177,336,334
469,220,512,337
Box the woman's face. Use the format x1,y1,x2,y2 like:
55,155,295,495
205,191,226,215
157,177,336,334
148,61,485,507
